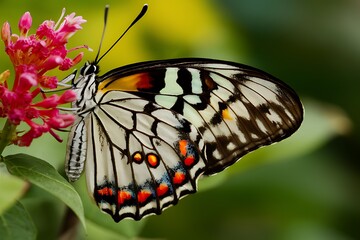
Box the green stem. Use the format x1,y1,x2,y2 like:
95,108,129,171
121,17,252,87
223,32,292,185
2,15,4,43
0,119,16,156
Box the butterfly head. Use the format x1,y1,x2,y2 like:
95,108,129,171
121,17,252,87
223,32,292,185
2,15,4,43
71,62,100,88
79,62,99,76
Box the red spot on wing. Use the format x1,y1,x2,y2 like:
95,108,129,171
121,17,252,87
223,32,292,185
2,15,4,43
178,140,198,168
173,172,186,185
97,187,113,196
184,155,195,167
117,190,132,205
136,73,153,89
137,190,152,203
156,184,169,197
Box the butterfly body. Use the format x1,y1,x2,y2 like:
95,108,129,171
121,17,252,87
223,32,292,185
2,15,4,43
65,58,303,222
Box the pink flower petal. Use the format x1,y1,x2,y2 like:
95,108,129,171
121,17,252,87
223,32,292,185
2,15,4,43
59,89,77,103
33,95,60,108
18,12,32,36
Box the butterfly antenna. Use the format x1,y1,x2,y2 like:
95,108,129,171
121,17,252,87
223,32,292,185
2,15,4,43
94,5,110,63
95,4,148,64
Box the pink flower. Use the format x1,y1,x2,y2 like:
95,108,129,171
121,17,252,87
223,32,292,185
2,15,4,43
18,12,32,36
0,10,86,146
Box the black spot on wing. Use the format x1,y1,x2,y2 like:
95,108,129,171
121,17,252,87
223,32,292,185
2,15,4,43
177,118,192,133
151,120,158,135
170,97,185,115
209,101,228,126
210,113,222,125
177,68,192,94
144,102,156,114
145,69,167,93
258,104,271,114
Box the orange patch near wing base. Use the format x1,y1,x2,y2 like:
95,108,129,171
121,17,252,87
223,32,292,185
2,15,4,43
136,73,153,89
99,73,152,92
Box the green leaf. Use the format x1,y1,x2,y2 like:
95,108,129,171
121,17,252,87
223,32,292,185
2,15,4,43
0,201,36,240
0,167,27,215
3,154,86,229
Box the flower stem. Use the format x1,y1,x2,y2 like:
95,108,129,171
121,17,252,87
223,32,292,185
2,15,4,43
0,119,16,155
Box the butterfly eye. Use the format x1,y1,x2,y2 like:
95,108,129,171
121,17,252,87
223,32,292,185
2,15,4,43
79,63,88,76
80,63,97,76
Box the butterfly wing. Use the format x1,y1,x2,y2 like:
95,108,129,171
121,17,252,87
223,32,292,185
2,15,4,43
69,58,303,222
98,58,303,175
85,90,205,221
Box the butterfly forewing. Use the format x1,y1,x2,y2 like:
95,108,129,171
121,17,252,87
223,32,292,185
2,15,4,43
99,59,303,173
66,58,303,222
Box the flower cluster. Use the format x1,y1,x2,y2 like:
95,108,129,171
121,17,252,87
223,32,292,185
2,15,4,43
0,10,86,146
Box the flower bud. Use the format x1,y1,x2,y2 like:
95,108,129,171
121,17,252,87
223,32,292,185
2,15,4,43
18,12,32,36
1,22,11,43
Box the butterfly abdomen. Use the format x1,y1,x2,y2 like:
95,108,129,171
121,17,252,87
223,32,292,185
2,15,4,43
65,64,100,181
65,118,87,182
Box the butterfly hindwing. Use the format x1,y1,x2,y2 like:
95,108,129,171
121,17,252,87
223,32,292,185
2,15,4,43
65,58,303,221
84,90,205,221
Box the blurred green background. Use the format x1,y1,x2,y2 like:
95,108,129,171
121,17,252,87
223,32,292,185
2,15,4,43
1,0,359,239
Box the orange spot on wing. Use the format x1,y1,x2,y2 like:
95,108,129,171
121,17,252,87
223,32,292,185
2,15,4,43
137,190,152,203
97,187,113,196
147,153,159,167
222,108,233,120
98,73,151,92
204,75,216,90
179,140,188,156
173,172,186,185
117,190,132,205
156,184,169,196
133,152,143,163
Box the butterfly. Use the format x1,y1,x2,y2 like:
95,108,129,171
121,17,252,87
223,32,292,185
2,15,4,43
64,4,303,222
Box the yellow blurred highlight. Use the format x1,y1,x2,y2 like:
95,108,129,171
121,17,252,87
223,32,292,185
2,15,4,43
0,69,10,84
144,1,225,44
81,1,236,73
